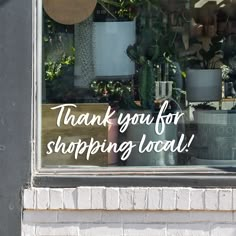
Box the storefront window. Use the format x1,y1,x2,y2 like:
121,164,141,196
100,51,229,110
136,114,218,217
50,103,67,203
40,0,236,169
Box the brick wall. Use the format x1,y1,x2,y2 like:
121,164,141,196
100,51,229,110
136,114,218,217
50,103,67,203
22,187,236,236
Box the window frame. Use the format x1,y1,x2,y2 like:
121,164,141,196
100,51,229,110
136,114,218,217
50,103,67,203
33,0,236,188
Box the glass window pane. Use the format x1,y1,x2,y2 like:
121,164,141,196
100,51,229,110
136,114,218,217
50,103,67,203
41,0,236,169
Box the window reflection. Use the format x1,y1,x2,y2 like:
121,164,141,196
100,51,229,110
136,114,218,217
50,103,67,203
41,0,236,168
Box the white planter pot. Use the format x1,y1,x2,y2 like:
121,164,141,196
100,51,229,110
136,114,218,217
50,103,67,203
186,69,222,102
94,21,136,78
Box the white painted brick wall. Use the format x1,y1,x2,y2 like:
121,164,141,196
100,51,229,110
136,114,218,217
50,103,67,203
233,189,236,210
77,187,91,210
205,189,218,210
106,188,119,210
176,188,190,210
124,224,166,236
211,224,236,236
36,188,49,210
49,189,63,209
22,187,236,236
22,224,36,236
24,189,36,210
36,225,78,236
22,210,236,236
119,188,134,210
63,188,77,209
91,187,105,210
219,189,232,210
80,224,123,236
133,188,147,210
23,187,236,211
147,188,162,210
162,188,176,210
190,189,205,210
167,224,210,236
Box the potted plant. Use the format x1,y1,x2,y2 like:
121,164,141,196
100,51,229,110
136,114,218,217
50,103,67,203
191,108,236,165
73,0,136,92
118,0,179,166
90,0,183,166
221,38,236,97
187,64,236,166
186,36,224,102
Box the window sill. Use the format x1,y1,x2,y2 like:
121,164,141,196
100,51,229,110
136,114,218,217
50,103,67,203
33,166,236,188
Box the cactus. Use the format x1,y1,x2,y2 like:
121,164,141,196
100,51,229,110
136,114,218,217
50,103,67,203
126,0,175,110
138,60,155,110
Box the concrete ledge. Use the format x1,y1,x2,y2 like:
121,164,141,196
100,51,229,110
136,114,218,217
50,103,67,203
23,211,235,224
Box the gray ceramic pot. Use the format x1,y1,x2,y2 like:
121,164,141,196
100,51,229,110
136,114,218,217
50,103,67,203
191,110,236,165
186,69,222,102
123,123,178,166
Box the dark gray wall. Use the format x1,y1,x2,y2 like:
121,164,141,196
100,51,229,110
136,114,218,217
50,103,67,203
0,0,32,235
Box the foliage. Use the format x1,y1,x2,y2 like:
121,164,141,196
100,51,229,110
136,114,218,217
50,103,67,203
43,11,73,46
186,36,224,69
43,10,75,81
221,64,231,81
45,52,75,81
97,0,138,20
90,80,132,105
126,0,177,110
93,0,177,109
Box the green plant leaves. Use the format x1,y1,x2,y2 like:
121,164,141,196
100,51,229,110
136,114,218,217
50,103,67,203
139,61,155,109
187,36,224,69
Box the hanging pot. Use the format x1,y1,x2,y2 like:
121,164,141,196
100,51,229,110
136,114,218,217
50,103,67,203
43,0,97,25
